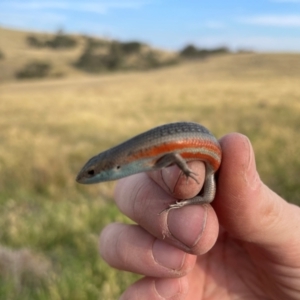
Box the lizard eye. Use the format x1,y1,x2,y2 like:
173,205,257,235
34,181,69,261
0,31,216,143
87,170,95,176
116,165,120,169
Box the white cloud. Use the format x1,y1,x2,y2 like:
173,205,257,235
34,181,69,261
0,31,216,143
0,1,153,33
0,1,153,14
240,15,300,27
74,2,152,14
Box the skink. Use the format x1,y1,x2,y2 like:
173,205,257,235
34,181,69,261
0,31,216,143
76,122,222,211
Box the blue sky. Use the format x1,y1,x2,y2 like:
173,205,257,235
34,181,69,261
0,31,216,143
0,0,300,52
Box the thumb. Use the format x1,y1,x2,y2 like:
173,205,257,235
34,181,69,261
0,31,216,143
214,133,300,252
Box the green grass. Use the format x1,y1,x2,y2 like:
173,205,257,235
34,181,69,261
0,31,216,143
0,52,300,299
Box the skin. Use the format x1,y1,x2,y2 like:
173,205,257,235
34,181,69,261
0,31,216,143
99,133,300,300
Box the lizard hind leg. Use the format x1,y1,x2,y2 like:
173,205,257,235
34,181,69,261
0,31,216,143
159,172,216,214
155,153,200,184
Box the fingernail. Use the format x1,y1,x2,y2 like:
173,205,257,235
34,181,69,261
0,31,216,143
155,278,184,298
153,239,186,270
168,205,207,248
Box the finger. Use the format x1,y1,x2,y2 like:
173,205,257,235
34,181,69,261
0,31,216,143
99,223,197,277
148,161,206,200
214,133,300,257
120,277,188,300
115,174,219,255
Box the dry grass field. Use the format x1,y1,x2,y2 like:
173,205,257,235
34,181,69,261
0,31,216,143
1,50,300,299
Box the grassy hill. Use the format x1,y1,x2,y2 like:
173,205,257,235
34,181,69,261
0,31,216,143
0,27,300,299
0,27,178,82
0,27,84,81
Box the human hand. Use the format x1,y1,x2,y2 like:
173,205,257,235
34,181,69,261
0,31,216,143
99,133,300,300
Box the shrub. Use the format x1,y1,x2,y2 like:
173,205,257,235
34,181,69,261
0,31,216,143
16,61,51,79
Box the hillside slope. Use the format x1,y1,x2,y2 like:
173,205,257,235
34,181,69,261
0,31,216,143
0,27,177,82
